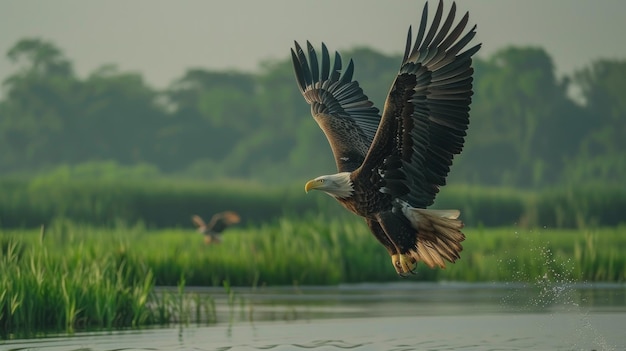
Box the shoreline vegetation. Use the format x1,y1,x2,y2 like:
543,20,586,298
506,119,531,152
2,216,625,337
2,178,625,229
2,178,625,336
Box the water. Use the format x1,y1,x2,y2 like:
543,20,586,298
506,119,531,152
2,282,625,351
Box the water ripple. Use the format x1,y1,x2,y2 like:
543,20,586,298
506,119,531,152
2,283,625,351
291,340,366,349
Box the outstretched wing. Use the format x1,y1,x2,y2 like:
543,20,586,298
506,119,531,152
207,211,241,234
291,41,382,172
191,214,207,228
356,0,481,208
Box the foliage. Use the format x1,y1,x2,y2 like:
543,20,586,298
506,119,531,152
1,38,625,187
0,227,155,336
2,177,625,229
0,228,219,337
2,219,624,290
0,176,311,228
564,60,626,185
2,218,623,336
458,47,592,186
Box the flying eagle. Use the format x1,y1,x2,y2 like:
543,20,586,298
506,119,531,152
291,0,480,276
191,211,241,245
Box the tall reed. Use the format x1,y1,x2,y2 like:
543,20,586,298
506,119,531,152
2,178,625,229
2,217,623,336
0,234,156,337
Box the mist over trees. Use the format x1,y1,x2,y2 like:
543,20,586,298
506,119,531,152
1,38,624,188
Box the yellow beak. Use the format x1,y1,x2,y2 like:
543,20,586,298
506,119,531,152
304,179,322,193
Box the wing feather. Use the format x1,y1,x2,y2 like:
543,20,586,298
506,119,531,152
191,215,206,228
207,211,241,234
291,41,382,172
320,44,331,81
307,42,320,84
356,0,481,208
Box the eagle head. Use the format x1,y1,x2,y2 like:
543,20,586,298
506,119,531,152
304,172,354,199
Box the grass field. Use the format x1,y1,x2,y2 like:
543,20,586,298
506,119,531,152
3,178,626,229
1,216,624,335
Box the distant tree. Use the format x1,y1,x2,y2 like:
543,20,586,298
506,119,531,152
5,38,73,78
454,47,589,187
0,38,80,171
565,59,626,184
0,39,168,172
573,59,626,155
0,37,623,187
163,69,258,172
82,64,168,166
255,59,307,133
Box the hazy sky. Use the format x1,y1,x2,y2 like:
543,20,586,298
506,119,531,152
1,0,625,89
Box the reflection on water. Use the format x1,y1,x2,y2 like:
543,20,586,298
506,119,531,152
183,281,626,323
2,282,625,351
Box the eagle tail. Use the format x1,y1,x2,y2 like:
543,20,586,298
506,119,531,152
403,207,466,269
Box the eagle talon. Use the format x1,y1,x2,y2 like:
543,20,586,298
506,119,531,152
392,254,417,276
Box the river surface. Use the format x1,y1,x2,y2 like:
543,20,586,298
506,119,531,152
2,282,625,351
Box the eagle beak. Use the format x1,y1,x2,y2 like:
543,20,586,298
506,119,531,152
304,179,322,193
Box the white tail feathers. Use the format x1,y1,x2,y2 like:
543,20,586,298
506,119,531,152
402,207,466,269
418,209,460,220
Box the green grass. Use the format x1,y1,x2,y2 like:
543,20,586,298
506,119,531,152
1,216,624,336
0,222,217,338
442,226,625,282
2,178,626,229
0,235,154,336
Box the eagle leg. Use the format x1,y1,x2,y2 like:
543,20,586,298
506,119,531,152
204,234,220,245
365,218,397,256
376,211,419,276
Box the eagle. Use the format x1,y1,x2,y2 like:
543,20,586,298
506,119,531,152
291,0,480,276
191,211,241,245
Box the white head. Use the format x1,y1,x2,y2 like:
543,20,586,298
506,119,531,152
304,172,354,199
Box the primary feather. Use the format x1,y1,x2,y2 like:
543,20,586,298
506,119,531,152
292,0,481,276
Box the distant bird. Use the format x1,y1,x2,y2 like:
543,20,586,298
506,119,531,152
191,211,241,245
291,0,480,276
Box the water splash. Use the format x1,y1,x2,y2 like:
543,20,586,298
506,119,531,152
498,228,616,350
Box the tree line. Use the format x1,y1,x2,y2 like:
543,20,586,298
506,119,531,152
1,38,624,188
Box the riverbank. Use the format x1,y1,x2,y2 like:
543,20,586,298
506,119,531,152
2,217,624,335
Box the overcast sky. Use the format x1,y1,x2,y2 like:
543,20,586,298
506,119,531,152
1,0,625,89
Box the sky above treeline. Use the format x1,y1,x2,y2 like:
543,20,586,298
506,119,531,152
1,0,625,89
